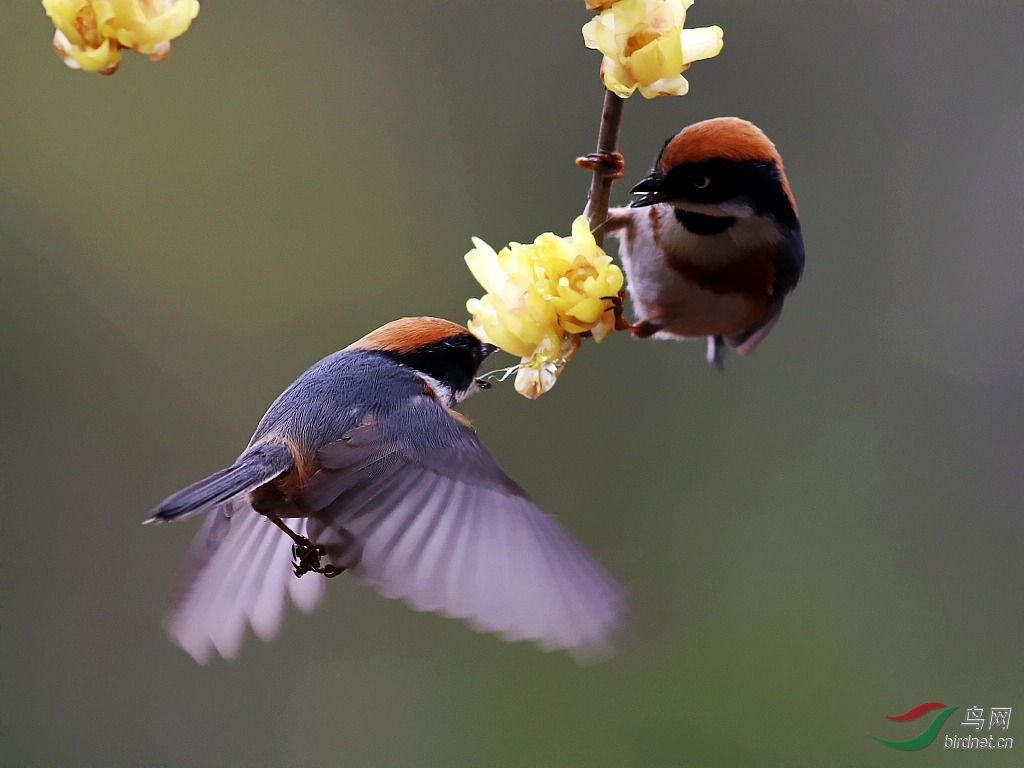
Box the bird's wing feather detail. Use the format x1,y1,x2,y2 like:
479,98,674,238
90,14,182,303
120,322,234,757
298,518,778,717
725,230,803,356
300,396,627,658
726,301,784,355
770,230,805,299
164,497,324,663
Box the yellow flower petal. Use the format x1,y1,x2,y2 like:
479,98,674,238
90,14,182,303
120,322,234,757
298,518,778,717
570,215,596,250
681,25,724,63
465,237,507,296
514,335,581,400
566,296,608,327
630,34,683,85
600,60,638,99
50,27,121,72
590,312,616,343
637,73,689,98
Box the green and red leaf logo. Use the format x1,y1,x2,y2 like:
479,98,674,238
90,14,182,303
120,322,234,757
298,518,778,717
871,702,959,751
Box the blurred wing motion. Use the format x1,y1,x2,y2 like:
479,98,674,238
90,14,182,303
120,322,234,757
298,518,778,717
163,395,626,663
300,397,627,659
165,497,325,663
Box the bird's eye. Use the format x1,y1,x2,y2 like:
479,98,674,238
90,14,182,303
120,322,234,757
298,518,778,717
693,175,711,189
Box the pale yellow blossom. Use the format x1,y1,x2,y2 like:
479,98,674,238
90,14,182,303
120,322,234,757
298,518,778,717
43,0,199,74
466,216,624,399
582,0,723,99
585,1,618,10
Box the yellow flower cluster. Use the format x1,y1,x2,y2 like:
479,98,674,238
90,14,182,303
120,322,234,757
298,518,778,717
43,0,199,74
466,216,624,399
582,0,723,99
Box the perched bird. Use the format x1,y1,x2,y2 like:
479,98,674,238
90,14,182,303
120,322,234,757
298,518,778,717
146,317,626,663
604,117,804,369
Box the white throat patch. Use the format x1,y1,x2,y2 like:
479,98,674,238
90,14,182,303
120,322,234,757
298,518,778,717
416,372,459,407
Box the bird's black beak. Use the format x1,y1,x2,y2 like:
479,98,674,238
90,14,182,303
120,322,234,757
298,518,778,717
629,173,669,208
480,343,498,359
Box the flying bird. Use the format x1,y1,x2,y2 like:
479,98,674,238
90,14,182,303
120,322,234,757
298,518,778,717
146,317,626,663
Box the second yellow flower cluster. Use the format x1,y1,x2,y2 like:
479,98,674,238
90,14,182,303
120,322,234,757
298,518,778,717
583,0,723,99
42,0,198,74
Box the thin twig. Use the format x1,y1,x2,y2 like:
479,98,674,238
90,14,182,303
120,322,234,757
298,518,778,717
583,88,625,248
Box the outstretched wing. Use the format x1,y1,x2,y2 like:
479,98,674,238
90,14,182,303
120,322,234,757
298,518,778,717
299,396,628,659
164,496,325,663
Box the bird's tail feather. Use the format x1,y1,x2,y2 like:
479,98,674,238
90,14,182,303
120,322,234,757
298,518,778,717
145,442,293,524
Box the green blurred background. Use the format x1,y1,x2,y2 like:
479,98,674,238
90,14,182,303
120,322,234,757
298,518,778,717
2,2,1022,766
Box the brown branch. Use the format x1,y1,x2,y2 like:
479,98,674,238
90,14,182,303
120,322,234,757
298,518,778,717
582,88,625,248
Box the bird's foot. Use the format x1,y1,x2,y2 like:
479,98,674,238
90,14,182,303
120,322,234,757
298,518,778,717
575,150,625,180
600,290,635,333
265,514,345,578
627,319,664,338
291,539,344,578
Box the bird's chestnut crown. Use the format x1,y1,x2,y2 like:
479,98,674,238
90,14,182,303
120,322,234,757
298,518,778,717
629,117,798,227
348,317,497,399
